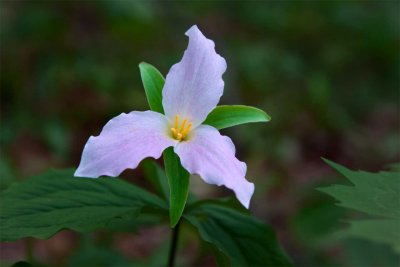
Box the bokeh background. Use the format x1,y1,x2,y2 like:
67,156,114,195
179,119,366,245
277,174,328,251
1,1,399,266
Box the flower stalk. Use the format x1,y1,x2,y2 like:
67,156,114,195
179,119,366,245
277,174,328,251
168,219,181,267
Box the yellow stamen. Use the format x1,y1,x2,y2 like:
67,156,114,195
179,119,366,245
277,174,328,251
170,115,192,141
174,115,179,129
181,123,192,137
180,119,187,132
170,128,177,138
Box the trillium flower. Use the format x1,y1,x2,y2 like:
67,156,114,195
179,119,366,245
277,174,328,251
75,25,254,208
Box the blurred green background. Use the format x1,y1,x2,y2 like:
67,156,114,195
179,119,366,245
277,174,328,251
1,1,399,266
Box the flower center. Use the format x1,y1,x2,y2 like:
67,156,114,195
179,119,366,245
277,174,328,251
170,115,192,141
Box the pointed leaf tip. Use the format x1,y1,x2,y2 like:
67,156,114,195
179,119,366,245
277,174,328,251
139,62,165,114
203,105,271,130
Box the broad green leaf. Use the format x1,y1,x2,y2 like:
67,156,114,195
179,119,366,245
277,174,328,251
0,169,167,241
185,200,293,266
203,105,271,130
319,159,400,253
344,219,400,253
139,62,165,114
103,212,164,233
319,159,400,219
342,238,400,267
163,147,190,228
142,159,169,200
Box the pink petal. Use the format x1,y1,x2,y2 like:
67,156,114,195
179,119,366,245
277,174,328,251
162,25,227,127
174,125,254,208
75,111,176,178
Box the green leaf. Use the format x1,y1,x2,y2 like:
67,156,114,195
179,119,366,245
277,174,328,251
342,238,400,267
142,159,169,200
139,62,165,114
319,159,400,253
0,169,167,241
203,105,271,130
103,212,164,233
185,200,293,266
163,147,190,228
344,219,400,253
319,159,400,219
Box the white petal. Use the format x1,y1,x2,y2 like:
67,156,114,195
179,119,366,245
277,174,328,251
162,25,227,127
75,111,176,178
174,125,254,208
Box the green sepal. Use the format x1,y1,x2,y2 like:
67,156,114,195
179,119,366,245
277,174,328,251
163,147,190,228
203,105,271,130
139,62,165,114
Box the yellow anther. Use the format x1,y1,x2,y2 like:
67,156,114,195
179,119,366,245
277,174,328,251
181,123,192,137
180,119,187,132
170,115,192,141
174,115,179,129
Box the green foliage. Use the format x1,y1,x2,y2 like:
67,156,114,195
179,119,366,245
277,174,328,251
319,159,400,253
0,169,167,241
1,166,293,265
142,159,169,200
342,239,400,267
344,220,400,253
103,212,164,233
139,62,165,114
163,147,190,228
185,200,293,267
204,105,271,130
0,168,292,266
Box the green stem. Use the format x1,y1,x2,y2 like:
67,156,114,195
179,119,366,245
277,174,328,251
168,219,181,267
